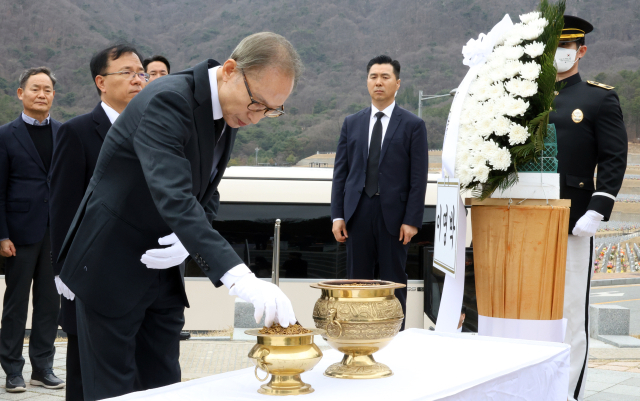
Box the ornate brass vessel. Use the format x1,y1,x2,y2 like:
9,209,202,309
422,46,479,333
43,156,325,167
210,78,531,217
311,280,405,379
245,328,325,396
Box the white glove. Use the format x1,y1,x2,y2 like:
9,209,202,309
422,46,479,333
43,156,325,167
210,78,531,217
55,276,75,301
572,210,604,237
141,233,189,269
229,273,296,328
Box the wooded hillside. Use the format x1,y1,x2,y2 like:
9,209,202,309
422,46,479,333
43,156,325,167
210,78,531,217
1,0,638,164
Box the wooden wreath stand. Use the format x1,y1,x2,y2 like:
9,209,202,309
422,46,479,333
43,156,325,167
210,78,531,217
466,198,571,321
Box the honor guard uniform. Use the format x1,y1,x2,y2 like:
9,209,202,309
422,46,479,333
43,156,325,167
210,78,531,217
550,15,628,401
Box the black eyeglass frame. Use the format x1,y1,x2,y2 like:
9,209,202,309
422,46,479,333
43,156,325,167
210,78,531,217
101,70,150,83
242,70,285,118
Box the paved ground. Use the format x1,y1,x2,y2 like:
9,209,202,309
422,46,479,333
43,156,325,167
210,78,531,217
0,339,638,400
590,283,640,335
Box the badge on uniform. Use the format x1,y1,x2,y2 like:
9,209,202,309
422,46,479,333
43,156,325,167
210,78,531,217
571,109,583,123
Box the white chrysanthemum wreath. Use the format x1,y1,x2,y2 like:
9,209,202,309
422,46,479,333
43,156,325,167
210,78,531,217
455,4,565,198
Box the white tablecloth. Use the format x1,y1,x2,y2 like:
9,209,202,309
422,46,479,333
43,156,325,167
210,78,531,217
108,328,570,401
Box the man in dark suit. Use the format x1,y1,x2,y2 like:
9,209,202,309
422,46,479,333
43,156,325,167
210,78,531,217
331,55,428,329
0,67,65,392
56,32,301,400
550,16,628,401
49,44,147,401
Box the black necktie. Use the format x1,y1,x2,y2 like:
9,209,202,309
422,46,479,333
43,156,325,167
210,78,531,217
365,112,384,198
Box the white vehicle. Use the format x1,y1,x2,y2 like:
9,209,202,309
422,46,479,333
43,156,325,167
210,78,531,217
182,166,476,332
0,166,477,333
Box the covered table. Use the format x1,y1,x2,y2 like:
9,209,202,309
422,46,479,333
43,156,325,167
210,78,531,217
108,329,570,401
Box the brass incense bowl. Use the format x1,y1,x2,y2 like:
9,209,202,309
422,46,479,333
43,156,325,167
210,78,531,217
311,280,405,379
245,328,325,396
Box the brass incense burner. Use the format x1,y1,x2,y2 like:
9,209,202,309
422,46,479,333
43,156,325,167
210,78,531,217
311,280,405,379
245,328,325,396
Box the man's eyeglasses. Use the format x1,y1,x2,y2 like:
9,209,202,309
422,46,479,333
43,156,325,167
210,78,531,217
242,70,285,118
102,71,150,83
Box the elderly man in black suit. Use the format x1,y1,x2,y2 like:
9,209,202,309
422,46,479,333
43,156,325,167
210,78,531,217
56,32,302,400
0,67,65,392
49,44,147,401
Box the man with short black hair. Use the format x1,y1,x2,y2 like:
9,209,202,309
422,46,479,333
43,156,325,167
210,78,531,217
143,55,171,82
331,55,428,330
50,44,147,401
0,67,64,393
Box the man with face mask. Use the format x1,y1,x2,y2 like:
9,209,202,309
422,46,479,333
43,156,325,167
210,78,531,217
550,15,628,401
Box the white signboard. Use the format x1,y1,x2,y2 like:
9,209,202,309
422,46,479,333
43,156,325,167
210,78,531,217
433,179,460,277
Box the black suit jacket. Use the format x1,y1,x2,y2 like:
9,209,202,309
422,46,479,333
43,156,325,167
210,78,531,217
331,105,429,235
0,116,60,245
550,73,628,232
50,103,110,334
58,59,237,317
51,103,110,276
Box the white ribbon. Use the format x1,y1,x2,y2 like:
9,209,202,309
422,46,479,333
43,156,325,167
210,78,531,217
436,15,515,333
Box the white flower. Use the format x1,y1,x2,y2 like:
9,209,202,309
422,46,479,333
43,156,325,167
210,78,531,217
528,18,548,30
504,97,529,117
457,149,471,167
469,134,485,149
474,116,495,137
482,100,500,118
480,139,500,158
471,151,487,167
504,24,525,47
488,146,512,171
505,78,538,98
504,46,525,60
520,61,541,81
460,111,474,126
503,60,523,80
494,95,512,114
520,25,544,41
524,42,545,58
519,11,542,24
487,83,505,98
508,123,530,145
473,164,490,183
493,116,512,136
472,82,491,101
457,165,474,186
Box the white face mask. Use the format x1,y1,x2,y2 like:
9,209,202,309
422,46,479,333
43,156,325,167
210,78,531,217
555,47,581,73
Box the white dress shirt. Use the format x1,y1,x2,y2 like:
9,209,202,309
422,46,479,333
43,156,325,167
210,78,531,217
368,101,395,151
207,66,251,287
334,102,396,223
21,112,50,126
101,102,120,124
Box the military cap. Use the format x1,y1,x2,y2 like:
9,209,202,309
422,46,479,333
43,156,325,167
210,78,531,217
560,15,593,43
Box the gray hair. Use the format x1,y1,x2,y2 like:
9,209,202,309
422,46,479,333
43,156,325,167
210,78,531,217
19,67,57,89
230,32,303,87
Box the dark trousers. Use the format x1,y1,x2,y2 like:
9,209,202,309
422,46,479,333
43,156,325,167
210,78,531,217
66,333,83,401
346,195,409,329
0,230,59,375
76,268,185,401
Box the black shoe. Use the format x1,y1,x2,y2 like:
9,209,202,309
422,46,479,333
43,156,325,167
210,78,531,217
30,368,65,389
6,374,26,393
180,331,191,341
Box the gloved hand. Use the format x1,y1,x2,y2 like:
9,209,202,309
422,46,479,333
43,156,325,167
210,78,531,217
140,233,189,269
229,273,296,328
572,210,604,237
55,276,75,301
